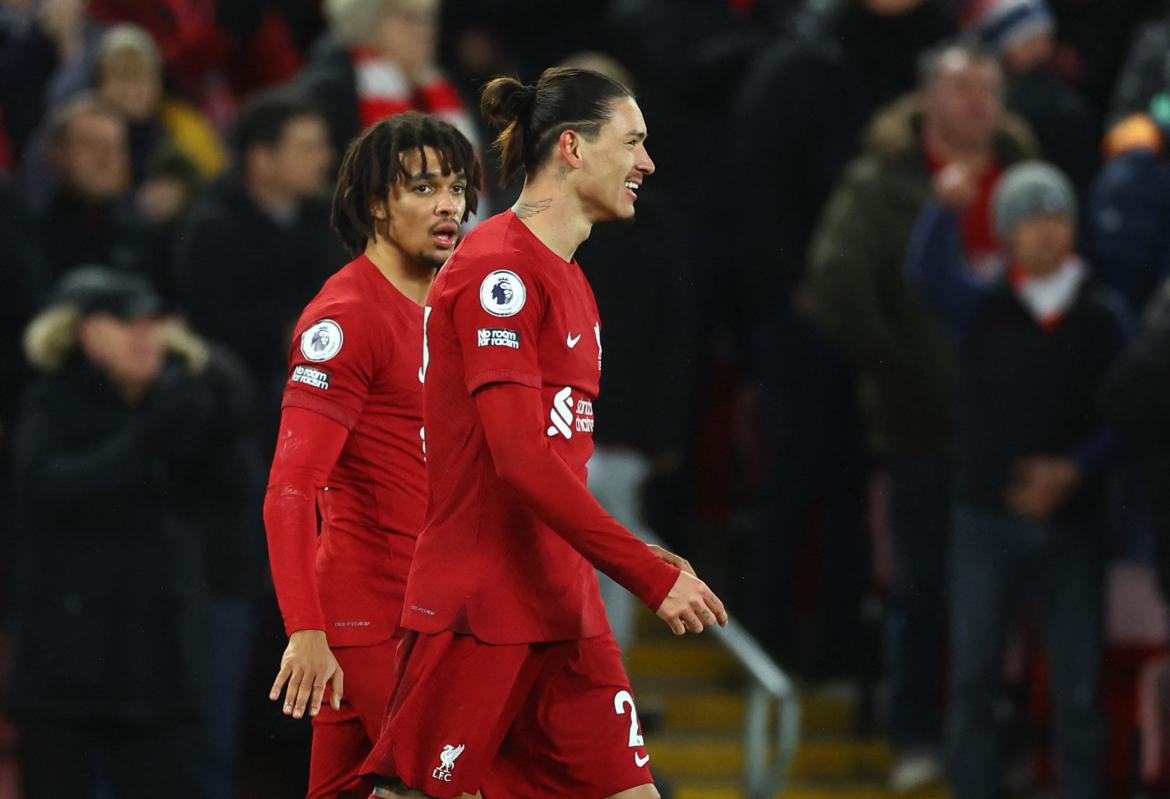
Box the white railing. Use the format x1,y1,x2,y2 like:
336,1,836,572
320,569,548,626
634,528,801,799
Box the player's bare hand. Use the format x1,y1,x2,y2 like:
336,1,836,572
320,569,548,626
647,544,696,577
269,629,344,719
656,571,728,636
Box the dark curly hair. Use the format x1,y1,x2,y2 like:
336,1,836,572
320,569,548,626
331,111,482,256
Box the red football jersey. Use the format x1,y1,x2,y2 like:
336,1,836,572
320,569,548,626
402,211,677,644
278,255,427,647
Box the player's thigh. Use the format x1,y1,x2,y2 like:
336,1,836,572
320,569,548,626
332,638,401,742
365,632,544,796
371,782,482,799
490,632,655,798
608,786,661,799
308,700,370,799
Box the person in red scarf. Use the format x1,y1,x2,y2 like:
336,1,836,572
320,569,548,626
300,0,480,180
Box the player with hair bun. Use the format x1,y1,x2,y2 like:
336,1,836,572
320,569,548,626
363,68,727,799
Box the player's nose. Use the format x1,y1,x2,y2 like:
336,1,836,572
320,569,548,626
637,146,655,176
435,189,458,215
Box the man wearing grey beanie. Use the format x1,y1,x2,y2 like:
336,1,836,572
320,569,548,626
907,159,1130,799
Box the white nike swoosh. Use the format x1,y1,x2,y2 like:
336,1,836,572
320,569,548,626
566,333,581,348
634,752,650,768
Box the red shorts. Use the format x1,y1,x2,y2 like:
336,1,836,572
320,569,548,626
361,630,654,798
307,637,400,799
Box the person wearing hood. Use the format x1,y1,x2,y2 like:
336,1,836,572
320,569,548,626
5,267,257,798
907,160,1126,799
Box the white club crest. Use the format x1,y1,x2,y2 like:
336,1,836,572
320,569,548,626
300,319,343,362
432,743,465,782
479,270,526,317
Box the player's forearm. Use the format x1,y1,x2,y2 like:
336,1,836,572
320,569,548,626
264,483,327,634
263,407,350,635
476,385,679,610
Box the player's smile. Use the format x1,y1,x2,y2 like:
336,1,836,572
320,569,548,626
623,177,641,203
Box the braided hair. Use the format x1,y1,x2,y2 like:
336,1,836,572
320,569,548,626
331,111,482,255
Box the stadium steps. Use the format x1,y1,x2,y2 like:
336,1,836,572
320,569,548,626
626,612,949,799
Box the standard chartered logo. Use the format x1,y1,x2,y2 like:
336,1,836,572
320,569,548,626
546,387,595,439
547,386,574,438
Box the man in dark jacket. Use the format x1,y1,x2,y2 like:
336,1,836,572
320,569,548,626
171,89,346,441
1102,276,1170,596
6,267,257,799
34,94,162,286
731,0,953,685
805,40,1036,788
908,160,1126,799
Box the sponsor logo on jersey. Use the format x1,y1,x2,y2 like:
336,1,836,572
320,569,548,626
477,328,520,349
634,752,650,767
594,321,602,371
290,365,331,390
479,270,526,317
546,386,595,439
566,332,581,348
300,319,343,361
432,743,465,782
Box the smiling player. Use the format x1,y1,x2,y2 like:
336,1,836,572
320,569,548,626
363,67,727,799
263,111,480,799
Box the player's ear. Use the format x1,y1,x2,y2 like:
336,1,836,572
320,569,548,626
370,197,389,221
558,129,583,170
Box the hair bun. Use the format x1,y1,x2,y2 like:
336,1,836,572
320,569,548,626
508,83,537,118
480,77,537,128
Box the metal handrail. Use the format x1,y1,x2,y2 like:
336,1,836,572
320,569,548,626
633,527,801,799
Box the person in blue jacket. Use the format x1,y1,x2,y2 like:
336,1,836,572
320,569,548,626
907,160,1130,799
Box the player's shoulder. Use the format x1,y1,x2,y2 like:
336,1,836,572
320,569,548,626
292,259,384,359
440,213,547,296
299,258,377,321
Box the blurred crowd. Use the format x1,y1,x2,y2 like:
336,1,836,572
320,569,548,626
4,0,1170,797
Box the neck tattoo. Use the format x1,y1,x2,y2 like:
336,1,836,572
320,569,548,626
513,198,553,219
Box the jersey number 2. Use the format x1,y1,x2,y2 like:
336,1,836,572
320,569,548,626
613,690,645,748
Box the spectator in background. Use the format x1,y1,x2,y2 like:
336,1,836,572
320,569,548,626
1107,9,1170,133
908,160,1124,799
5,267,226,799
0,0,84,168
34,94,163,285
0,173,46,626
1103,275,1170,598
734,0,952,303
93,23,226,185
299,0,480,170
731,0,951,679
965,0,1099,195
805,40,1035,791
85,0,306,113
172,88,346,438
1087,106,1170,317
